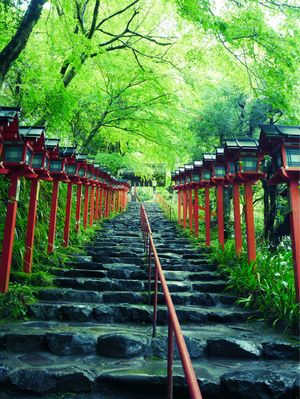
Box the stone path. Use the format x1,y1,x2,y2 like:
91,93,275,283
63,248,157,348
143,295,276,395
0,202,298,398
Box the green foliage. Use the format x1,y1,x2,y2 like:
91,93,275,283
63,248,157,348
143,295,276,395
0,283,36,320
11,271,54,287
211,237,299,331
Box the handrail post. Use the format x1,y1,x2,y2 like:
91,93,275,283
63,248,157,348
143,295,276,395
167,316,174,399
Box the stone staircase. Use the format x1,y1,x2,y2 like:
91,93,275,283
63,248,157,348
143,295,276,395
0,202,298,398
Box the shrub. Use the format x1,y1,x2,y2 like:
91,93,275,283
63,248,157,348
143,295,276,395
211,238,299,331
0,283,36,320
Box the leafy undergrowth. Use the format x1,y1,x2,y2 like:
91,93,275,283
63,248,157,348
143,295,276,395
210,237,299,332
0,232,101,321
0,283,36,320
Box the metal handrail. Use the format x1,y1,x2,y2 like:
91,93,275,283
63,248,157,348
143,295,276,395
139,202,202,399
155,193,176,221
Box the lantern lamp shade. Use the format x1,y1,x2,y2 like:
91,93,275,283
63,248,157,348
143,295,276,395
238,153,259,172
214,165,225,177
3,143,33,166
65,164,77,176
78,167,86,177
285,147,300,167
192,171,200,182
31,153,46,169
49,159,64,172
87,170,93,179
202,170,211,180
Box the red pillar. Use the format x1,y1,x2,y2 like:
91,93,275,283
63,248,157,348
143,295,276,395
75,184,82,233
83,184,89,230
47,179,59,253
177,190,181,225
189,188,193,233
63,182,73,247
23,178,39,273
289,180,300,302
94,187,99,220
99,187,103,218
205,186,211,247
89,185,95,226
105,189,109,217
194,188,199,238
244,180,256,263
233,182,242,255
111,191,115,214
216,185,225,249
183,189,187,228
0,175,20,292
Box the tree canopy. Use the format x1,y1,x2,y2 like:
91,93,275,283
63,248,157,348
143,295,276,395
0,0,299,176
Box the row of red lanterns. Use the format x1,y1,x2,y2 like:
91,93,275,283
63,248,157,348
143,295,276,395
172,126,300,301
0,106,130,293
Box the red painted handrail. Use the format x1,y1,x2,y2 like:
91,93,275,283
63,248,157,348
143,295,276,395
138,198,202,399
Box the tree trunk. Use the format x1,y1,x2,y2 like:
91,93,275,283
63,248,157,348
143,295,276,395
0,0,46,88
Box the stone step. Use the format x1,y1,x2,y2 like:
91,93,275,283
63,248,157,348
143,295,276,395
38,288,235,307
54,277,145,292
1,321,298,362
92,255,143,265
28,302,255,324
2,354,297,397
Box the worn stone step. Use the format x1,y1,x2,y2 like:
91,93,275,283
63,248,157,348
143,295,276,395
38,288,234,307
192,281,227,293
52,269,107,278
92,255,143,265
28,302,254,325
1,321,298,362
54,277,145,292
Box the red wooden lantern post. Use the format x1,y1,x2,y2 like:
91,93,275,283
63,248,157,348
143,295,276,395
184,164,194,234
76,154,88,233
173,171,182,225
191,161,202,238
223,144,242,256
63,147,78,246
211,148,226,250
22,128,53,272
83,162,93,229
225,139,264,264
47,139,69,253
178,167,187,228
0,107,38,292
201,154,215,247
94,167,100,220
259,125,300,301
